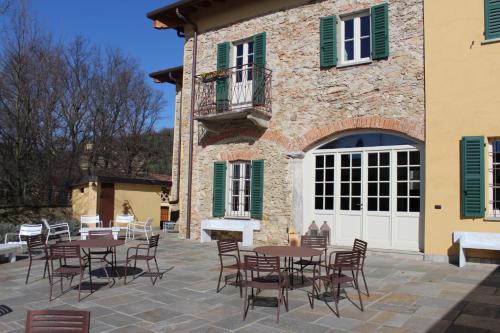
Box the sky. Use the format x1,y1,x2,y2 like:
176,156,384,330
28,0,183,129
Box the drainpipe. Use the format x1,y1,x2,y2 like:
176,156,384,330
168,72,182,205
176,8,197,239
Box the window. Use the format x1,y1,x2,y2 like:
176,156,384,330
340,13,371,65
396,151,421,212
315,155,335,210
489,140,500,217
227,161,251,217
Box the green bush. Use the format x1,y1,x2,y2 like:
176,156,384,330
0,223,18,243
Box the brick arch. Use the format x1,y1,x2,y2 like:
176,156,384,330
293,116,424,152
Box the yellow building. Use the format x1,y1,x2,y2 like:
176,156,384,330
425,0,500,262
69,175,172,229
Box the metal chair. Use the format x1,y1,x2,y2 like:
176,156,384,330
88,230,115,284
215,239,247,296
4,224,42,244
80,215,102,229
25,234,50,284
113,214,134,240
48,244,86,301
242,255,289,323
308,250,363,317
124,234,162,285
42,218,71,244
25,309,90,333
293,235,328,285
353,238,369,296
130,217,153,241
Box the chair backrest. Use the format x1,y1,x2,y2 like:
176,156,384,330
144,217,153,227
41,218,50,229
19,224,43,237
301,235,328,249
115,214,134,223
353,238,368,257
80,215,100,227
217,239,239,254
332,250,361,272
88,229,113,240
26,234,46,251
148,234,160,248
244,255,281,274
26,309,90,333
50,244,81,260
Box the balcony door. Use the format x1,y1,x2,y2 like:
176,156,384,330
232,41,254,106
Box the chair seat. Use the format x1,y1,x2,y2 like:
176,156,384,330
243,280,283,290
316,273,353,285
294,259,321,266
54,265,85,275
128,254,154,261
223,262,246,270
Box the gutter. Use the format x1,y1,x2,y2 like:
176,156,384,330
168,71,182,205
175,8,198,240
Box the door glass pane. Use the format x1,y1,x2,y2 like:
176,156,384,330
409,198,420,212
351,197,361,211
397,198,408,212
380,182,389,196
340,197,349,210
397,167,408,181
352,168,361,181
410,151,420,165
315,197,323,210
380,167,390,181
352,183,361,196
368,198,377,211
316,155,324,168
368,154,378,166
316,169,324,181
397,151,408,165
379,198,389,211
380,152,390,166
352,154,361,167
326,155,334,167
341,169,349,181
325,197,334,210
341,183,350,196
397,150,421,212
368,168,377,181
325,183,334,195
314,154,335,211
326,169,334,181
315,183,323,195
368,183,377,196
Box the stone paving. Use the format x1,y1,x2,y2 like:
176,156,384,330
1,234,500,333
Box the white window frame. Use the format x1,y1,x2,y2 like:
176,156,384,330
226,161,252,218
488,139,500,218
232,39,254,82
339,11,371,66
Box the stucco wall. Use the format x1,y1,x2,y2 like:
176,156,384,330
173,0,425,244
113,183,162,228
424,0,500,258
71,183,98,219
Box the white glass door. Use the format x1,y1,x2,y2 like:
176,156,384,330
232,41,254,106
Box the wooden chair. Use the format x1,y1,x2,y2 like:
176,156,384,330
242,255,289,323
124,234,162,285
293,235,328,285
25,234,50,284
25,309,90,333
48,244,86,301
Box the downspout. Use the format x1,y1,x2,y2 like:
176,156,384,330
176,8,197,239
168,71,182,205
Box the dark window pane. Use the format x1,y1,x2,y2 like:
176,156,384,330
325,197,334,210
361,37,371,58
244,197,250,211
397,182,408,196
233,164,240,178
368,153,378,166
380,167,390,181
340,197,350,210
397,167,408,181
352,154,362,167
344,19,354,39
315,183,323,195
248,41,254,53
379,198,389,211
368,198,377,211
326,155,334,167
315,197,323,210
341,154,350,167
352,183,361,196
326,169,334,182
409,182,420,196
368,182,378,196
409,198,420,212
360,15,370,36
232,181,239,195
410,167,420,181
318,134,416,150
352,197,361,211
245,181,250,194
397,151,408,165
325,183,334,195
380,152,390,166
494,152,500,164
341,169,350,181
316,169,324,182
232,198,238,211
341,183,350,196
368,168,378,181
236,57,243,67
352,168,361,181
380,182,389,196
410,151,420,165
345,40,354,61
237,44,243,56
316,155,324,168
397,198,408,212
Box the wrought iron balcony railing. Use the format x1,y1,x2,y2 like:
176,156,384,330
194,64,272,118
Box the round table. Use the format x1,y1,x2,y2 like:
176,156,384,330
254,246,321,258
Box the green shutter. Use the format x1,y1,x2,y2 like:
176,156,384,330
371,3,389,60
213,161,226,217
216,42,230,111
252,32,266,105
485,0,500,40
461,136,485,218
250,160,264,219
320,16,337,68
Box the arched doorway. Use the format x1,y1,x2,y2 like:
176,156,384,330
302,131,423,251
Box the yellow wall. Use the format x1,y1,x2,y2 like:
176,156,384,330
425,0,500,257
113,183,162,228
71,183,99,219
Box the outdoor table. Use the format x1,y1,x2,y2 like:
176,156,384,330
254,246,321,288
69,239,124,292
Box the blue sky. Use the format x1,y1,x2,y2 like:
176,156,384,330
29,0,183,129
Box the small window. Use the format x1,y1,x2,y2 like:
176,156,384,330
227,161,252,217
340,12,371,65
489,140,500,217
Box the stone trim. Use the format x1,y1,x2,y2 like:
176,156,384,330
217,150,260,161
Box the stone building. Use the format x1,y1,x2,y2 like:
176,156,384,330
148,0,425,250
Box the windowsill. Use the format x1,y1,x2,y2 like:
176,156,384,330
485,216,500,222
222,216,252,220
337,59,373,69
481,37,500,45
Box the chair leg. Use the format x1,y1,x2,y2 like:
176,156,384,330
154,258,162,280
242,283,249,320
46,233,50,244
276,288,281,324
67,231,71,242
124,259,129,285
100,258,111,285
216,266,224,293
25,257,33,284
146,259,156,285
78,271,84,302
353,277,364,311
360,268,369,297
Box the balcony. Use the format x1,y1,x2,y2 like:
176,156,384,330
194,64,272,133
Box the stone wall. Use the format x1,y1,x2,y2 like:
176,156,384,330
174,0,425,244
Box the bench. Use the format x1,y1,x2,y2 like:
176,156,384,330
0,244,22,263
453,231,500,267
200,219,261,247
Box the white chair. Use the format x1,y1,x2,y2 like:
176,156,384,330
4,224,43,245
80,215,102,229
42,218,71,244
131,217,153,242
113,214,134,240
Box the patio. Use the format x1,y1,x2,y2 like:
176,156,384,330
0,234,499,333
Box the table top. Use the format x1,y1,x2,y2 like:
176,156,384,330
254,246,321,257
67,239,125,248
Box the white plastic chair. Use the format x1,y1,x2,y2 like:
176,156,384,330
113,214,134,240
42,218,71,244
131,217,153,242
4,224,43,244
80,215,102,229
